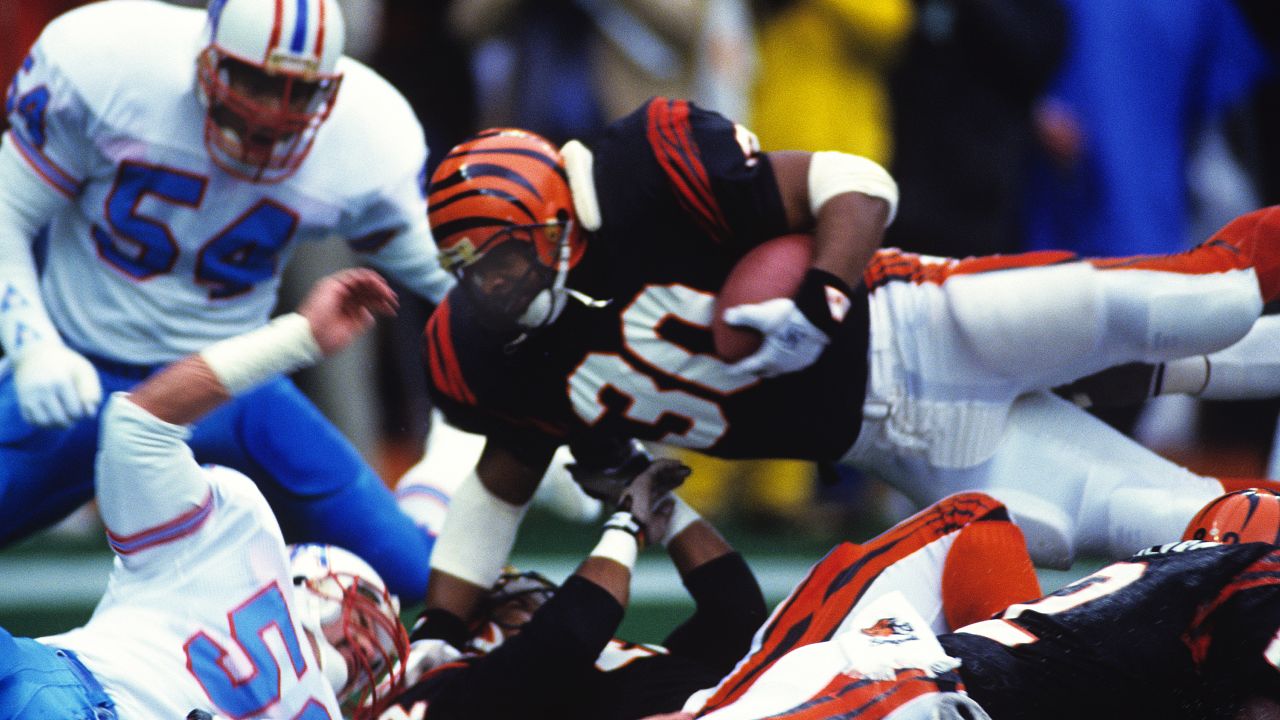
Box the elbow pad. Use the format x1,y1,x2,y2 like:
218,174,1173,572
808,151,898,226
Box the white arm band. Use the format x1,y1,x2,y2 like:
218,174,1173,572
198,313,322,396
590,527,639,570
429,470,530,588
808,151,899,227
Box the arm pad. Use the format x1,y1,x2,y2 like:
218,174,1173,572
808,151,899,226
429,470,530,588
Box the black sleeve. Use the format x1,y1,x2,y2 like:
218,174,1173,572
1196,579,1280,708
662,552,767,675
423,576,625,718
638,97,789,251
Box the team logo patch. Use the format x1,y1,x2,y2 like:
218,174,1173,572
825,285,850,322
860,617,918,645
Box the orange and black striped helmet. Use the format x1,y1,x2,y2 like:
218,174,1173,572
428,128,585,276
1182,487,1280,545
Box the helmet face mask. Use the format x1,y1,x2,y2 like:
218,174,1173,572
197,0,344,183
466,569,558,653
447,221,574,333
289,544,408,720
429,129,585,335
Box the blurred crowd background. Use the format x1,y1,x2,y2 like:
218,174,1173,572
5,0,1280,538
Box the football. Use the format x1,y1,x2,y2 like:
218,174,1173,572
712,233,814,362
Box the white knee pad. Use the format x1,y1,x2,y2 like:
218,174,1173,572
944,263,1102,376
1201,314,1280,399
1104,484,1223,558
1098,268,1260,359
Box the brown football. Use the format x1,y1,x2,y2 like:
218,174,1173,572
712,233,814,362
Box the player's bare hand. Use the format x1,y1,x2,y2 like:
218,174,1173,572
298,268,399,356
617,458,690,544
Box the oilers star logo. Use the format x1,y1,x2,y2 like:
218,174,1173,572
860,617,917,645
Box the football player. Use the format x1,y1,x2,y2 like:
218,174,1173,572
0,268,409,719
672,487,1280,719
0,0,453,597
417,98,1280,623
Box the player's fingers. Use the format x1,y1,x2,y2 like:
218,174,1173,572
721,304,766,331
45,383,78,428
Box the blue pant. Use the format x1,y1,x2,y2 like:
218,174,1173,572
0,358,433,600
0,628,115,720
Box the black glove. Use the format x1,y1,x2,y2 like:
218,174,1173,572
566,438,653,504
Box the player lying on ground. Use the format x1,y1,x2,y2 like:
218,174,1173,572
417,97,1280,628
678,488,1280,720
0,268,409,719
0,0,451,598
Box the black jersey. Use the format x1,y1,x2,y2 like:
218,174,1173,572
424,98,871,465
939,541,1280,719
394,553,766,720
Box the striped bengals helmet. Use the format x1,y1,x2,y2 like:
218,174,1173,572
197,0,345,182
1182,488,1280,545
428,129,585,330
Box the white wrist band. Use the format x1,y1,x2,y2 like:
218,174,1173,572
591,528,639,570
198,313,322,395
661,495,701,546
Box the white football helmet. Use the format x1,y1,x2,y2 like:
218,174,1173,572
197,0,345,182
289,543,409,720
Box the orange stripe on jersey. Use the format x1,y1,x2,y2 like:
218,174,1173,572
701,669,952,720
1184,551,1280,664
424,300,475,406
646,98,731,244
1088,239,1252,277
863,249,1080,292
701,493,1004,714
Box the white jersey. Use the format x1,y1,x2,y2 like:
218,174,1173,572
42,395,342,719
3,0,450,365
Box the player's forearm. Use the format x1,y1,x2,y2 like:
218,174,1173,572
0,137,68,354
126,356,229,426
129,313,321,425
807,153,895,288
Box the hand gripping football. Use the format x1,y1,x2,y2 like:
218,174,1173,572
712,233,814,362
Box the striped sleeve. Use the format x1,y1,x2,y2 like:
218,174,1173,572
96,394,214,556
